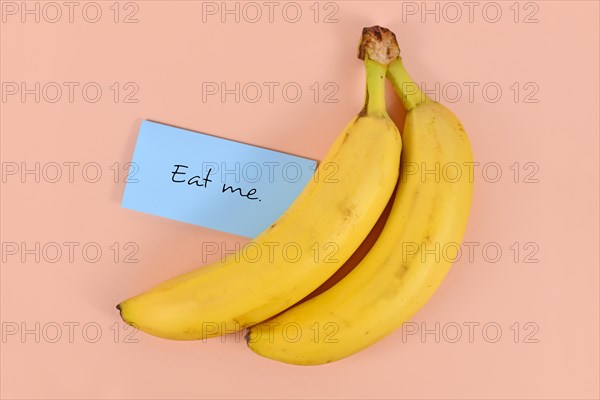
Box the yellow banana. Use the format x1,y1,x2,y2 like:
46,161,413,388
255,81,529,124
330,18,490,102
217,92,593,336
246,26,474,365
117,43,402,340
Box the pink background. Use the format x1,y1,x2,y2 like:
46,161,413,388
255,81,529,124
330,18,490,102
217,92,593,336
1,1,598,399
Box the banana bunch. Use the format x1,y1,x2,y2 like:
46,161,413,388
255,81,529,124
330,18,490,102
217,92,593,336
118,26,473,365
117,28,401,340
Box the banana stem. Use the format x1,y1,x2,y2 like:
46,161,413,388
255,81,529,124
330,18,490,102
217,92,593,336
363,57,388,116
387,58,429,110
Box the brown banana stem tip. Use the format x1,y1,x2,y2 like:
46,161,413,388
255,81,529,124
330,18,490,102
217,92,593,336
358,26,400,64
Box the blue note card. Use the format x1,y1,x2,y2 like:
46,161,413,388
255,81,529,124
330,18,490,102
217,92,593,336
122,120,317,237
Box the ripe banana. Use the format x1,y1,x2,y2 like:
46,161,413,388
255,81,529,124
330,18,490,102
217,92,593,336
117,46,402,340
246,26,474,365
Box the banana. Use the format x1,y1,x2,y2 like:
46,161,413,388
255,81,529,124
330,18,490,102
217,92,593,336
246,26,474,365
117,41,402,340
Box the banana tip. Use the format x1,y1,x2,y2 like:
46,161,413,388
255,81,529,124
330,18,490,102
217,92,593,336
358,25,400,65
116,303,126,321
116,302,136,329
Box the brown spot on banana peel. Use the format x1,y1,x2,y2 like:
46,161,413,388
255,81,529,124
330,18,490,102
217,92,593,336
342,130,351,144
341,204,355,220
395,264,410,280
